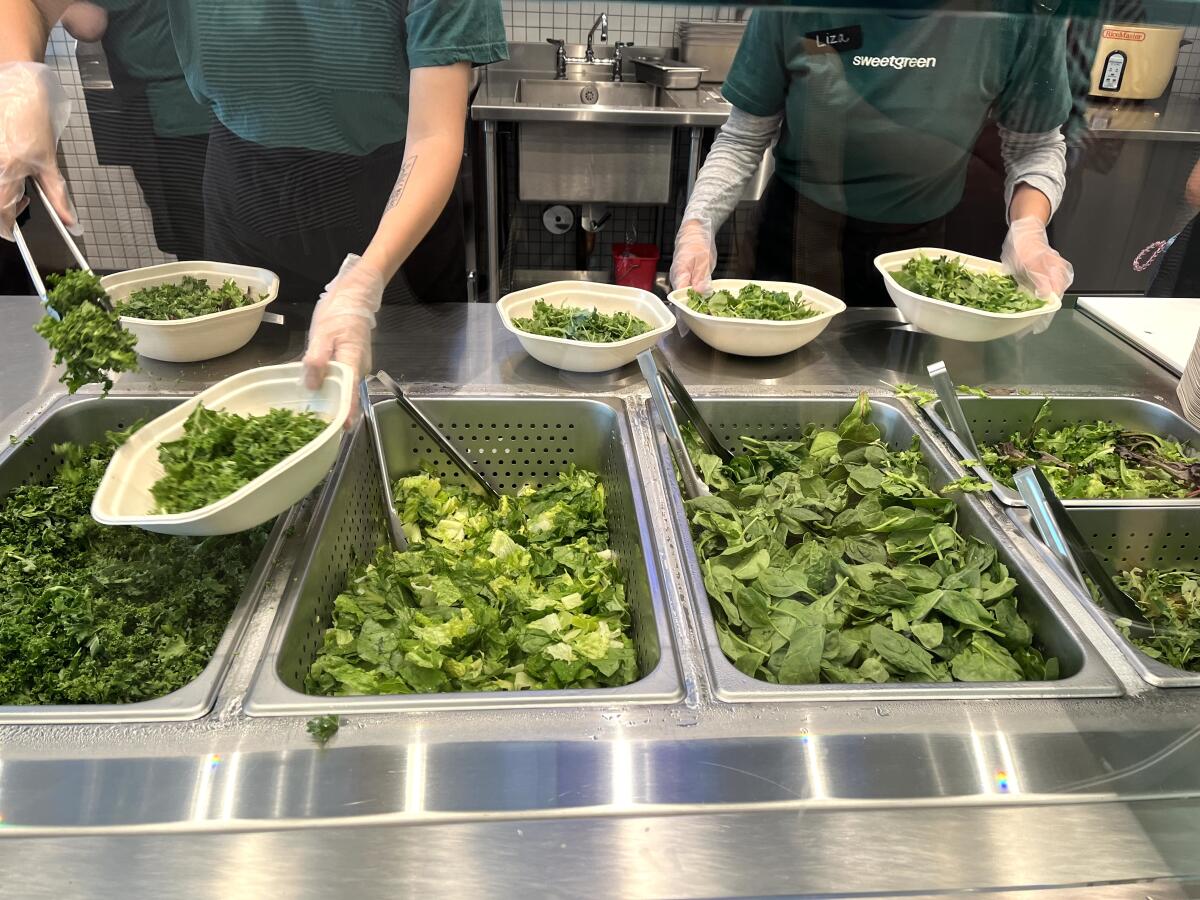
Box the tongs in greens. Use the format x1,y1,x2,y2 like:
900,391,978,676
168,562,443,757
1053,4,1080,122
1013,465,1154,636
637,348,730,500
927,360,981,460
12,180,114,316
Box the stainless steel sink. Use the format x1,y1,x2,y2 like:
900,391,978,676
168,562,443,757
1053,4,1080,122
515,78,661,108
515,78,675,203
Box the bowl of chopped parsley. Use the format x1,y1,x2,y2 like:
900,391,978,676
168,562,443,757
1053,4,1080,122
875,248,1060,343
666,279,845,356
102,261,279,363
498,281,675,372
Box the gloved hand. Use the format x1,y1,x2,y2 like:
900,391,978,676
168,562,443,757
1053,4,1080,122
1002,216,1074,299
0,62,78,241
670,217,717,293
302,254,384,417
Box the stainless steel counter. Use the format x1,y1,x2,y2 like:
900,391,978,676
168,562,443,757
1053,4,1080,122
3,299,1200,896
1087,94,1200,142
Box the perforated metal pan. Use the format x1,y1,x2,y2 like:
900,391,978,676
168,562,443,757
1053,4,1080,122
1010,505,1200,688
923,396,1200,508
0,395,286,723
650,396,1120,701
245,395,683,715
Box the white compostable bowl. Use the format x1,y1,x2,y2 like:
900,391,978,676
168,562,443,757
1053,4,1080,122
102,261,280,363
667,279,845,357
875,248,1060,343
498,281,675,373
91,361,352,536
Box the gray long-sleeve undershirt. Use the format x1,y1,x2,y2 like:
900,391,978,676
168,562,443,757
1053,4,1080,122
681,105,1067,231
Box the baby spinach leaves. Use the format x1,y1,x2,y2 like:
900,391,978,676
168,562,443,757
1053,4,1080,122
892,254,1044,313
513,299,651,343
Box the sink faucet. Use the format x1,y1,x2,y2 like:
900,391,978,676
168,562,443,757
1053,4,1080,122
585,13,608,62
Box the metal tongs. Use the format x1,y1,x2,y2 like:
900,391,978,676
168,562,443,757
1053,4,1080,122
1013,466,1154,636
927,360,980,460
637,348,730,499
12,181,114,317
359,371,502,552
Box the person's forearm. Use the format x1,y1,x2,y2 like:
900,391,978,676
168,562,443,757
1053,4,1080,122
683,106,782,231
999,125,1065,224
1009,183,1051,225
0,1,74,62
359,62,469,285
360,131,463,284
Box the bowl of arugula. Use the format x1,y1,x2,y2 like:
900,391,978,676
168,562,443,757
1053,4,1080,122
875,249,1060,342
498,281,674,373
667,279,845,356
102,261,279,363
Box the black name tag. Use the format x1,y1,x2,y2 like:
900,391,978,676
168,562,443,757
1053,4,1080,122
804,25,863,52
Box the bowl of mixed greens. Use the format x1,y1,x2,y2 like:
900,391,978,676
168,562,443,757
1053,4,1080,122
874,249,1060,342
92,361,353,535
102,261,279,363
667,279,845,356
498,281,674,372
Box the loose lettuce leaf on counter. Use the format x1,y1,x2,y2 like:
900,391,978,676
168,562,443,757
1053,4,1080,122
683,392,1055,685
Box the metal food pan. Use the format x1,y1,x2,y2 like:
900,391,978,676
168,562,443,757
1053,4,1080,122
631,58,705,90
924,396,1200,508
0,395,285,724
245,395,683,715
1010,505,1200,688
650,396,1120,701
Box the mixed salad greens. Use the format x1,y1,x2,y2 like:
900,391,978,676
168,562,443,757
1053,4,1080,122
892,254,1044,313
683,394,1057,684
513,299,651,343
118,276,260,321
151,405,327,513
306,466,638,695
0,429,268,705
686,284,820,321
34,270,138,393
1090,567,1200,672
978,400,1200,499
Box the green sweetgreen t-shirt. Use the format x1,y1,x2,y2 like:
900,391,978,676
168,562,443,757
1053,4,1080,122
166,0,508,155
92,0,214,137
722,7,1073,223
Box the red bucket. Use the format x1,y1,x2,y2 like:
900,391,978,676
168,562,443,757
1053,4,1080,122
612,242,660,293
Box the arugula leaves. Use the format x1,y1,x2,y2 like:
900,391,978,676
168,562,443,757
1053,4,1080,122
34,270,138,393
118,276,259,321
683,393,1057,685
0,431,268,705
892,254,1045,313
513,299,651,343
150,405,327,513
1095,567,1200,672
306,466,638,695
981,399,1200,499
686,284,820,321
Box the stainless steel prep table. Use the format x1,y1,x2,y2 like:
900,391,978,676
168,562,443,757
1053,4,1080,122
3,300,1200,896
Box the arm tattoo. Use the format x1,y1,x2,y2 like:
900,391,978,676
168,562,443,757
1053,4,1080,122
384,155,418,213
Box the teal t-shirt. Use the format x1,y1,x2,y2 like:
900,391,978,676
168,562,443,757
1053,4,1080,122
167,0,508,155
722,8,1073,223
92,0,214,137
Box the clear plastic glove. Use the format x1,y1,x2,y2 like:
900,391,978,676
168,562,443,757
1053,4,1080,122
670,217,717,293
302,254,384,418
0,62,78,241
1002,216,1074,299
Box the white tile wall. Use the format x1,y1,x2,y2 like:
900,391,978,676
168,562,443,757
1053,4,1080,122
46,26,171,271
502,1,742,46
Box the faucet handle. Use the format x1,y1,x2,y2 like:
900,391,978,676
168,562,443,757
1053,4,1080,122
546,37,565,50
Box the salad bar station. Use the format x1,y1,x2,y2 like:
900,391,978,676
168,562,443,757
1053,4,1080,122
3,276,1200,894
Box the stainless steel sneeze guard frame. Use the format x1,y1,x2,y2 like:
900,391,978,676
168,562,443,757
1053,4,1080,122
0,395,286,724
924,395,1200,508
245,394,683,715
649,395,1121,701
1010,504,1200,689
